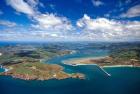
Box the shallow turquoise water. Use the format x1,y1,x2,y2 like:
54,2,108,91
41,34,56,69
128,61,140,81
1,50,140,94
46,49,109,74
0,42,140,94
0,68,5,72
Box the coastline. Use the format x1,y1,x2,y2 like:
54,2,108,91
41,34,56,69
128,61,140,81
63,56,108,61
63,57,140,77
63,62,111,76
102,65,133,68
0,52,2,56
62,56,140,68
62,56,109,65
63,62,97,66
102,65,140,68
0,65,9,72
0,62,85,81
63,62,140,68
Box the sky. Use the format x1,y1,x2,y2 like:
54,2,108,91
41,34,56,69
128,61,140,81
0,0,140,42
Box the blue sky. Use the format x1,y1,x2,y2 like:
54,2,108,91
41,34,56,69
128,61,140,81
0,0,140,42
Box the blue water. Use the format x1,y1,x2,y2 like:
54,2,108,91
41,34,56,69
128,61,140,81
0,67,140,94
46,49,109,76
0,68,5,72
0,42,140,94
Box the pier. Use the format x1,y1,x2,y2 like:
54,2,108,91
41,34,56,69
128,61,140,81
96,65,111,76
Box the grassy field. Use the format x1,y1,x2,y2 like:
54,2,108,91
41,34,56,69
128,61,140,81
2,62,84,80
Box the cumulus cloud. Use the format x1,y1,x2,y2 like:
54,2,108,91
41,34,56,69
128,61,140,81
1,14,140,42
77,14,117,31
120,4,140,18
3,0,140,42
32,13,74,31
0,20,17,27
6,0,74,32
76,14,140,41
0,30,75,42
26,0,44,9
26,0,39,8
6,0,35,15
92,0,104,7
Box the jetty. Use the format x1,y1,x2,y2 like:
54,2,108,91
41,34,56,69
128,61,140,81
64,63,111,76
96,65,111,76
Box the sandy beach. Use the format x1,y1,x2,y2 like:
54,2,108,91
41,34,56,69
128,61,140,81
102,65,133,68
62,56,109,65
62,56,139,69
0,53,2,56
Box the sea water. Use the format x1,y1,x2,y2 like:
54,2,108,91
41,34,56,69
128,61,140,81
0,42,140,94
0,68,5,72
0,67,140,94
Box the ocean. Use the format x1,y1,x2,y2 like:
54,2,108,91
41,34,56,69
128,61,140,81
0,67,140,94
0,42,140,94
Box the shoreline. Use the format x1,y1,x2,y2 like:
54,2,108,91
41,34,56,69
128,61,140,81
62,56,109,65
0,65,9,72
63,56,108,61
63,62,140,68
0,63,85,81
63,62,97,66
102,65,140,68
102,65,133,68
62,56,140,68
0,52,2,56
63,61,140,77
63,62,111,76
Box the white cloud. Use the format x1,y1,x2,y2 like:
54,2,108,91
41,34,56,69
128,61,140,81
1,14,140,42
120,4,140,18
6,0,35,15
0,20,17,27
32,13,74,32
27,0,44,9
76,14,140,41
27,0,38,8
92,0,104,7
6,0,74,32
77,14,116,31
3,0,140,42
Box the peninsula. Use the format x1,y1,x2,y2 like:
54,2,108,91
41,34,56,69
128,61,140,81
63,48,140,67
0,45,85,80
